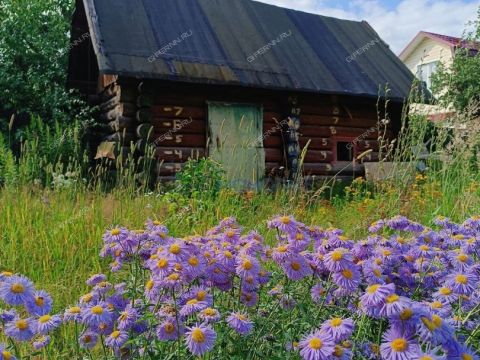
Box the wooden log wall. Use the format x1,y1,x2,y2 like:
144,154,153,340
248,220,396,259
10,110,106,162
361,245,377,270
92,79,401,184
93,80,139,160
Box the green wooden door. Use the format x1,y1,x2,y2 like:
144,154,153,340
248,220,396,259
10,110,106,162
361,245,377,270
208,102,265,189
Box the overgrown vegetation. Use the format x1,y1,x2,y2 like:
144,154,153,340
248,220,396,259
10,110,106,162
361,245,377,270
431,9,480,111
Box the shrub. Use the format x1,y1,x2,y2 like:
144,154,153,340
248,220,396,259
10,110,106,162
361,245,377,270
175,158,226,198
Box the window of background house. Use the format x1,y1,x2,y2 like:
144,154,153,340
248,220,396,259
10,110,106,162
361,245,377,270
416,61,439,90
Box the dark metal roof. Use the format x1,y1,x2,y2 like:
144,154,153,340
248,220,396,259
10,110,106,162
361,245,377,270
82,0,414,100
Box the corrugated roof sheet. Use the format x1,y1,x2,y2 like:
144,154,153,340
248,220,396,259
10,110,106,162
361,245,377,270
83,0,414,100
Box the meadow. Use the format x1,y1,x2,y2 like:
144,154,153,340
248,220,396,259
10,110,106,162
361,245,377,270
2,109,480,359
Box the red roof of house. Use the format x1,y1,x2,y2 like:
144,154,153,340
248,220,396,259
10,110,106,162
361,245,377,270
422,31,476,49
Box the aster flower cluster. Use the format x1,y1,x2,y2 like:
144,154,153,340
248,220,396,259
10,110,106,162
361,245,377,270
0,272,59,356
2,215,480,359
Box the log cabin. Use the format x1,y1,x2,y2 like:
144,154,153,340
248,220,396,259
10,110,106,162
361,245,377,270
67,0,414,188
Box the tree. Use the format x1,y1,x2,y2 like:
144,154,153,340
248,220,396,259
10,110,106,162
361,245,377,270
431,8,480,111
0,0,87,129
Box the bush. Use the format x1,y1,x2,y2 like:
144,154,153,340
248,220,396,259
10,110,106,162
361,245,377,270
175,158,226,198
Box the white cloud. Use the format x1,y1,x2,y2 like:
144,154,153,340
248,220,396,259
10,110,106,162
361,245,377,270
256,0,480,53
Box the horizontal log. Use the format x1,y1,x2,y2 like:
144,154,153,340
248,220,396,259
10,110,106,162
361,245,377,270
155,163,185,176
108,117,136,132
152,105,205,119
300,126,384,139
299,137,332,150
152,133,206,148
300,103,377,119
356,140,380,152
301,114,379,128
136,123,154,140
263,112,284,123
265,148,283,163
303,150,334,163
152,118,206,134
302,163,365,175
106,132,135,143
264,136,283,148
154,147,205,162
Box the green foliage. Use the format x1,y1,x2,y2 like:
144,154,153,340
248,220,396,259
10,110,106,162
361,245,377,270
175,158,226,198
0,133,17,187
431,8,480,110
0,0,78,121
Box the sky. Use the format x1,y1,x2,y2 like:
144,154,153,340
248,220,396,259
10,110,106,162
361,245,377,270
256,0,480,54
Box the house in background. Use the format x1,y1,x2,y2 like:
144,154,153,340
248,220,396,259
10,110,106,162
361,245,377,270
399,31,475,121
68,0,413,187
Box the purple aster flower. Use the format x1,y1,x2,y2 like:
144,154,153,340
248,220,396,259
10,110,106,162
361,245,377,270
0,275,35,306
282,255,313,281
380,327,420,360
185,323,216,356
418,314,455,346
93,281,113,296
33,335,51,350
148,256,174,279
240,291,259,307
226,312,253,336
64,306,82,322
157,318,183,341
432,286,458,304
79,331,98,350
268,215,301,235
23,290,52,317
320,317,354,342
332,266,361,292
360,283,395,307
445,271,478,295
198,307,221,323
35,314,62,334
324,248,354,272
117,306,138,331
298,330,335,360
179,299,208,317
271,243,294,263
165,241,189,262
105,330,129,348
280,294,297,310
0,309,17,322
379,294,411,317
311,283,326,303
0,344,16,360
5,317,35,341
235,256,260,279
86,273,107,287
445,341,479,360
81,302,113,328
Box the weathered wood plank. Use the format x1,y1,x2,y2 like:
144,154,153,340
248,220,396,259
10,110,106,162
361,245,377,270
154,147,205,162
152,118,206,134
